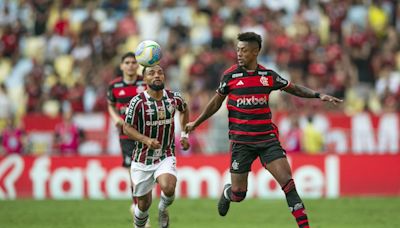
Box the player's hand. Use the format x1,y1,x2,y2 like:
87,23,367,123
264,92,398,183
116,119,124,127
184,122,197,133
145,138,161,149
180,137,190,150
320,94,343,105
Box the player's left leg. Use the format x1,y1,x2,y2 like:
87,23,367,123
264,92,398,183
259,141,309,228
266,157,310,228
155,156,178,228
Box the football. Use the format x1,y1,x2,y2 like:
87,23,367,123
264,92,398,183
134,40,162,67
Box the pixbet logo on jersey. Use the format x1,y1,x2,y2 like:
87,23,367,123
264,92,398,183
236,96,268,107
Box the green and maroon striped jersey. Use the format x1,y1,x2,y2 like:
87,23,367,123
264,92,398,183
125,89,186,165
216,64,290,144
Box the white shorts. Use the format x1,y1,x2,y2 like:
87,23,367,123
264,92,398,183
130,156,177,197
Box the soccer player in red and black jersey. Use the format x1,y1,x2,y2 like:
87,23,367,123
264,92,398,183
108,52,146,168
185,32,343,228
107,52,148,226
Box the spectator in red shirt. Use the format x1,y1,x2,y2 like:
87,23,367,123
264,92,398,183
53,109,84,155
1,118,26,155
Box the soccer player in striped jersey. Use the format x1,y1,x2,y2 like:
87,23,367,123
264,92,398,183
107,52,149,227
185,32,343,228
123,64,190,228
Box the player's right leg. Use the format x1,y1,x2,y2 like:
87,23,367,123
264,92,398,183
122,139,151,226
130,161,156,228
218,142,257,216
134,192,152,228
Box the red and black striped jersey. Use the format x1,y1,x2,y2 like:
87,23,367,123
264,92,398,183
124,89,186,165
107,76,146,138
216,64,290,143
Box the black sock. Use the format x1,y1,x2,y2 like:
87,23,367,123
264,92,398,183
282,179,309,228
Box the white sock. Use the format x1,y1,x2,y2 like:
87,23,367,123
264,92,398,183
158,191,175,211
223,186,231,199
134,205,149,228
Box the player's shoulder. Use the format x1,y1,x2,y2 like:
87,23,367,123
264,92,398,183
108,76,124,87
165,89,183,99
257,64,276,74
129,92,145,105
222,64,242,76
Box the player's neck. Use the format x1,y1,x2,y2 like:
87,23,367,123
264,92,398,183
123,74,137,84
243,62,258,71
146,89,164,100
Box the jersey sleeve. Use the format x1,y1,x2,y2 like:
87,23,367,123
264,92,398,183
107,84,116,103
270,70,290,90
216,74,230,96
173,91,187,112
125,95,142,126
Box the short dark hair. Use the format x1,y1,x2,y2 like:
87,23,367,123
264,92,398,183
237,32,262,50
121,52,136,62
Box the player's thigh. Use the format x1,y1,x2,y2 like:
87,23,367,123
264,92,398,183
230,143,258,191
120,139,136,168
265,157,292,186
231,172,249,192
258,141,292,186
230,142,258,174
155,156,177,195
130,163,156,197
257,141,287,168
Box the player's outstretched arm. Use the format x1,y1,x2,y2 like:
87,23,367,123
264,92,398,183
185,93,226,133
282,83,343,105
123,123,161,149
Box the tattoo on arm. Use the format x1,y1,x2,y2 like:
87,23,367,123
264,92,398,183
284,84,318,98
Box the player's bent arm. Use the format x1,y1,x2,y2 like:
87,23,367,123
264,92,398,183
179,106,189,131
179,108,191,150
122,123,161,149
108,102,124,126
282,83,343,104
193,93,226,127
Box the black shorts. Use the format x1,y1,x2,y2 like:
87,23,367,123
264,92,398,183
120,139,136,168
230,140,287,173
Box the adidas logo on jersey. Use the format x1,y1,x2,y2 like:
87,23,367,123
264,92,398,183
236,80,244,86
118,90,126,96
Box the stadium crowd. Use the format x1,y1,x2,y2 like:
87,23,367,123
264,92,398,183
0,0,399,155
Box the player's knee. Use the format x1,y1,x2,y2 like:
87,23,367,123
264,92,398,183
231,190,247,202
161,185,175,197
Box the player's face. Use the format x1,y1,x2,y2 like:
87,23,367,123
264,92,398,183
236,41,259,67
144,65,165,91
120,57,139,77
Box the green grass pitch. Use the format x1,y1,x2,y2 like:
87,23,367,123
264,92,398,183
1,197,399,228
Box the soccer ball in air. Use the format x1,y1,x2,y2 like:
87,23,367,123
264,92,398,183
134,40,162,67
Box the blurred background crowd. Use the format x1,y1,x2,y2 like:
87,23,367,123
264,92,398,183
0,0,399,155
